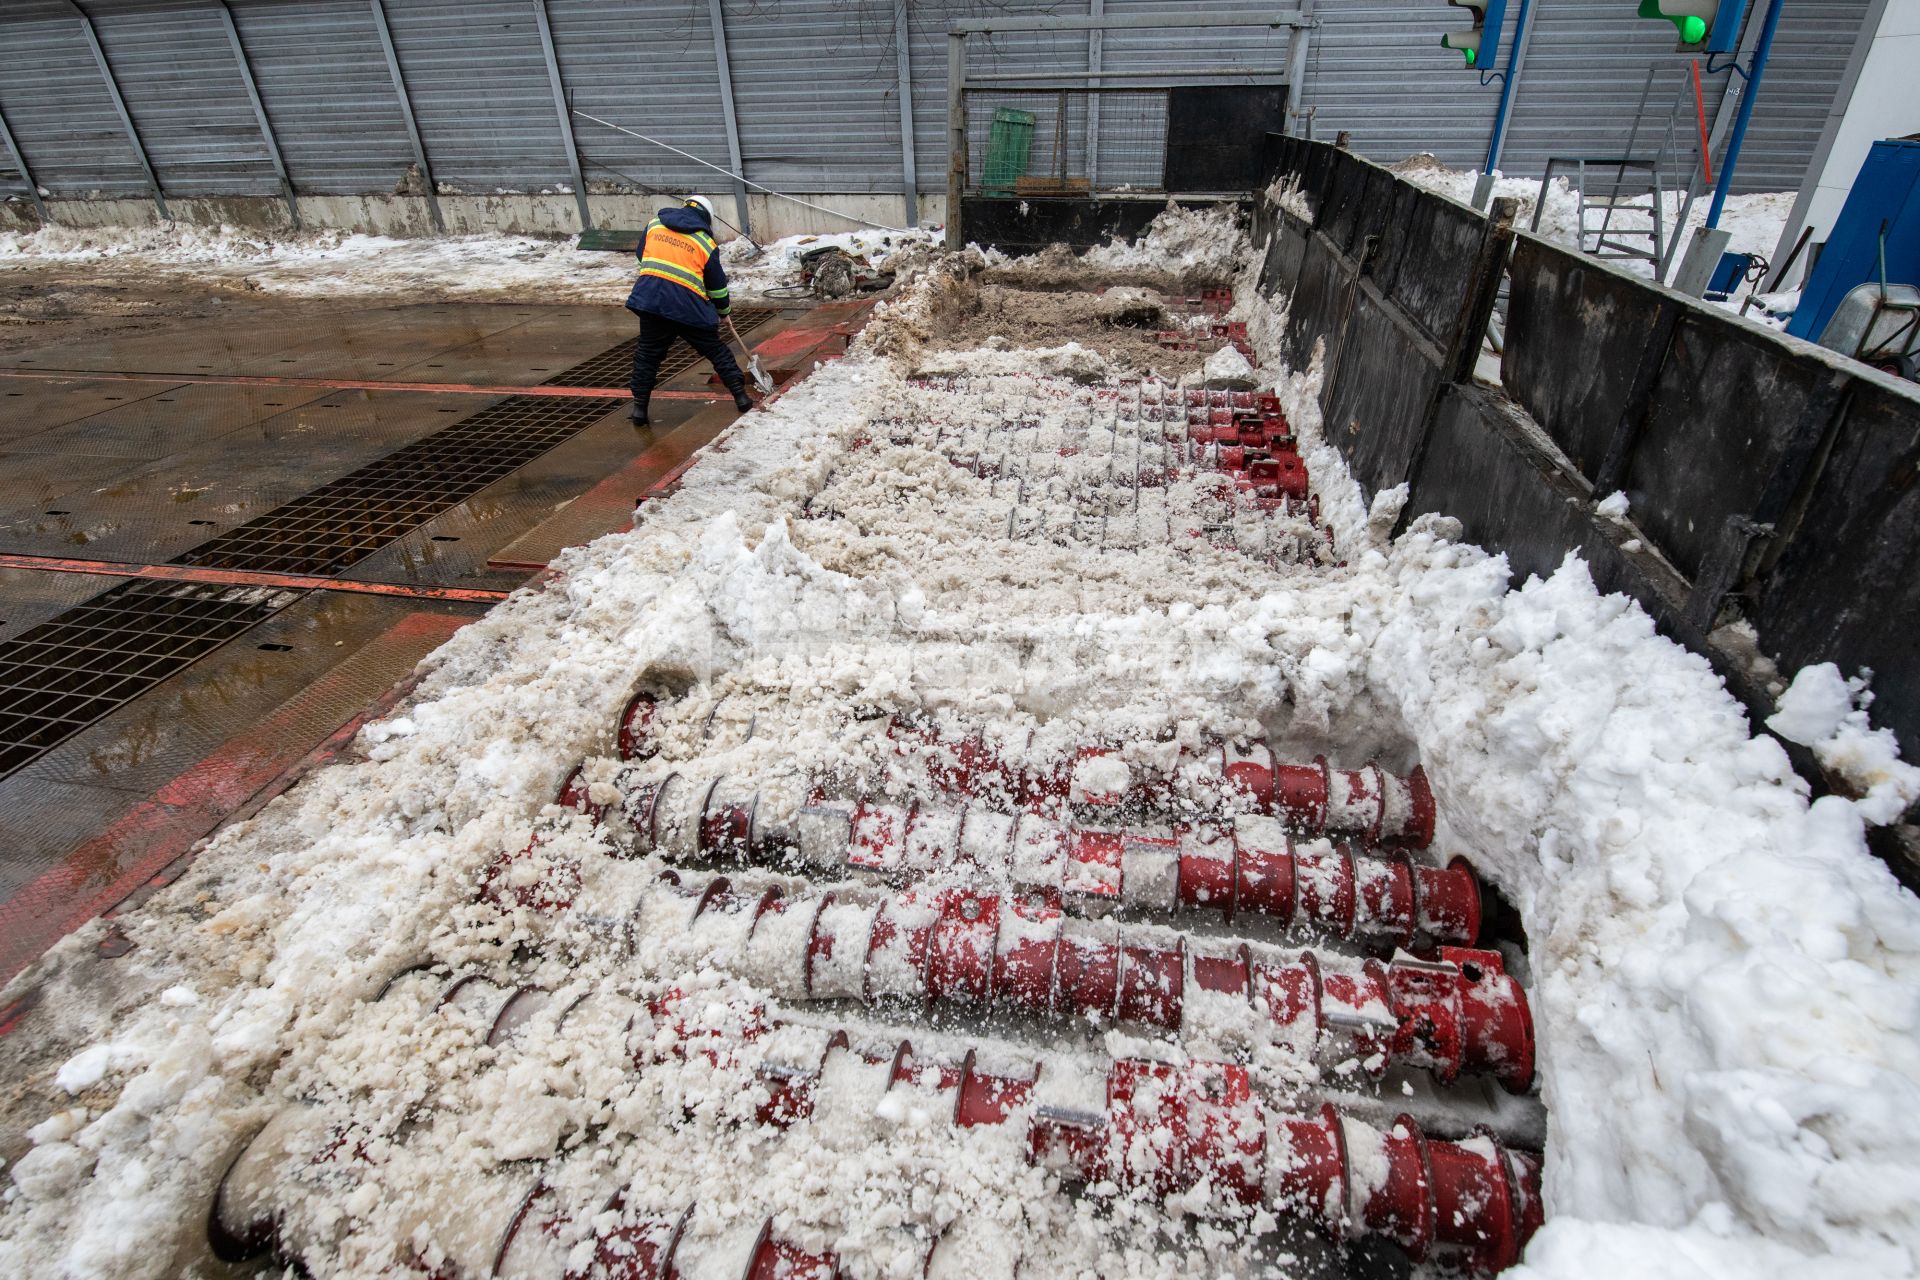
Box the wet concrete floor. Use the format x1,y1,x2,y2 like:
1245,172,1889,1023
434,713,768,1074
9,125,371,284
0,297,838,983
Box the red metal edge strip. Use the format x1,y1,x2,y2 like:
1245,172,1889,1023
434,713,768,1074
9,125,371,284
0,367,722,401
0,611,472,991
0,552,514,602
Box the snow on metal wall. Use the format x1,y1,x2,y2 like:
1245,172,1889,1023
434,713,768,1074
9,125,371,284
0,0,1873,205
0,1,168,197
546,0,729,196
83,0,278,198
225,0,416,196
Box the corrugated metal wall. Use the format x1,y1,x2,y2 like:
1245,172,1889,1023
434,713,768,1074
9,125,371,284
1735,0,1866,192
1498,0,1729,179
0,0,1870,207
83,0,278,197
550,0,728,194
227,0,416,195
0,1,152,196
725,0,904,193
380,0,570,193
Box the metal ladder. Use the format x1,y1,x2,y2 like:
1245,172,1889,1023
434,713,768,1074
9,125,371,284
1534,68,1711,275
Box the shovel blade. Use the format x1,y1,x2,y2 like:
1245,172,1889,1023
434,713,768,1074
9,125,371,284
748,355,773,394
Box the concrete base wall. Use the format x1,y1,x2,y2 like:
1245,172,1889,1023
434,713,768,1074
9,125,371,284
0,190,946,241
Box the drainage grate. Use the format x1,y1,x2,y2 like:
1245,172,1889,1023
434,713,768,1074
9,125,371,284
0,580,299,774
541,306,779,388
0,315,782,778
176,396,614,576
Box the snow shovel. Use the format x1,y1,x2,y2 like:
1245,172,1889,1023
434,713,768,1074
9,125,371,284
727,315,773,395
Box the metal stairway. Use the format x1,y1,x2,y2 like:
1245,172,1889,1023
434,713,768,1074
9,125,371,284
1534,67,1716,276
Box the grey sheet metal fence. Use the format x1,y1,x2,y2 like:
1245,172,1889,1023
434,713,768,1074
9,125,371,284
0,0,1871,224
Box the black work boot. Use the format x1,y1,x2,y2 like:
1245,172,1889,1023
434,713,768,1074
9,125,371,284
627,396,649,426
731,386,754,413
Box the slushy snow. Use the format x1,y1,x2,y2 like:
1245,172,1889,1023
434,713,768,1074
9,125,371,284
0,222,938,302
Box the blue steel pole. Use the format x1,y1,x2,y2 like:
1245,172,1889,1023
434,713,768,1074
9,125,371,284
1705,0,1786,228
1484,0,1535,174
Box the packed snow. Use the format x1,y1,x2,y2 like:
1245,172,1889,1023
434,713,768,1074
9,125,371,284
2,200,1918,1280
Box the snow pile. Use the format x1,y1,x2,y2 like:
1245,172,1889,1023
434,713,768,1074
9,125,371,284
1194,342,1257,386
1077,201,1253,281
3,203,1919,1280
720,226,942,294
1386,154,1793,305
1388,154,1585,247
985,199,1252,290
1359,538,1920,1278
1769,664,1920,824
0,221,937,303
0,223,639,301
1266,176,1316,224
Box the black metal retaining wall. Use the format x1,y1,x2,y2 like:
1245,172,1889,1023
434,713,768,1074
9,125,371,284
1256,136,1920,883
962,196,1243,256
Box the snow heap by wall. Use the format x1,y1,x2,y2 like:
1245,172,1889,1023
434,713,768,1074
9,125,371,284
0,222,939,303
1,203,1918,1280
1385,154,1794,306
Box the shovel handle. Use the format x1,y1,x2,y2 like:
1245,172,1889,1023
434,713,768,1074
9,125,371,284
727,315,771,394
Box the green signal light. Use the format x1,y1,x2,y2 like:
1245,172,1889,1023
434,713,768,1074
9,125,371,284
1465,47,1477,65
1637,0,1712,45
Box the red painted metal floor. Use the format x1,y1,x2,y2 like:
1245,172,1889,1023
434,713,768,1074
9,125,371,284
0,297,867,985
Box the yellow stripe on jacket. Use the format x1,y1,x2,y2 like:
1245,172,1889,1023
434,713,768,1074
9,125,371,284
639,219,716,299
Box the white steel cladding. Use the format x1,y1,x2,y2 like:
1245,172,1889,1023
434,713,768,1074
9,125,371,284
0,0,1876,202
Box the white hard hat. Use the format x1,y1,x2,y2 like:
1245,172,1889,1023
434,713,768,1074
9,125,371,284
683,195,716,219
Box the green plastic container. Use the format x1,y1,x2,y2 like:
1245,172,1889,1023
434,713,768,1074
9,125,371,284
982,107,1035,196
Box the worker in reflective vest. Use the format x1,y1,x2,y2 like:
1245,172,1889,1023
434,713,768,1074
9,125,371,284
623,195,751,426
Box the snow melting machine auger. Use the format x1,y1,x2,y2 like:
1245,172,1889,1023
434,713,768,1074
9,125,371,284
815,376,1331,564
628,874,1533,1091
619,698,1438,848
196,283,1548,1277
211,974,1542,1278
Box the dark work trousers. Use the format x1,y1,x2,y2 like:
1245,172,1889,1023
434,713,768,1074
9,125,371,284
629,308,745,403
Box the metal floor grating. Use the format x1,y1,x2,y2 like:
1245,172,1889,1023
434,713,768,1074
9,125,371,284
0,579,300,775
541,306,779,388
0,320,697,779
175,395,614,576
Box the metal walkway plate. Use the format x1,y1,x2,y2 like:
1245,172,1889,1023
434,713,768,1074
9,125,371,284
174,395,616,576
0,579,300,775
